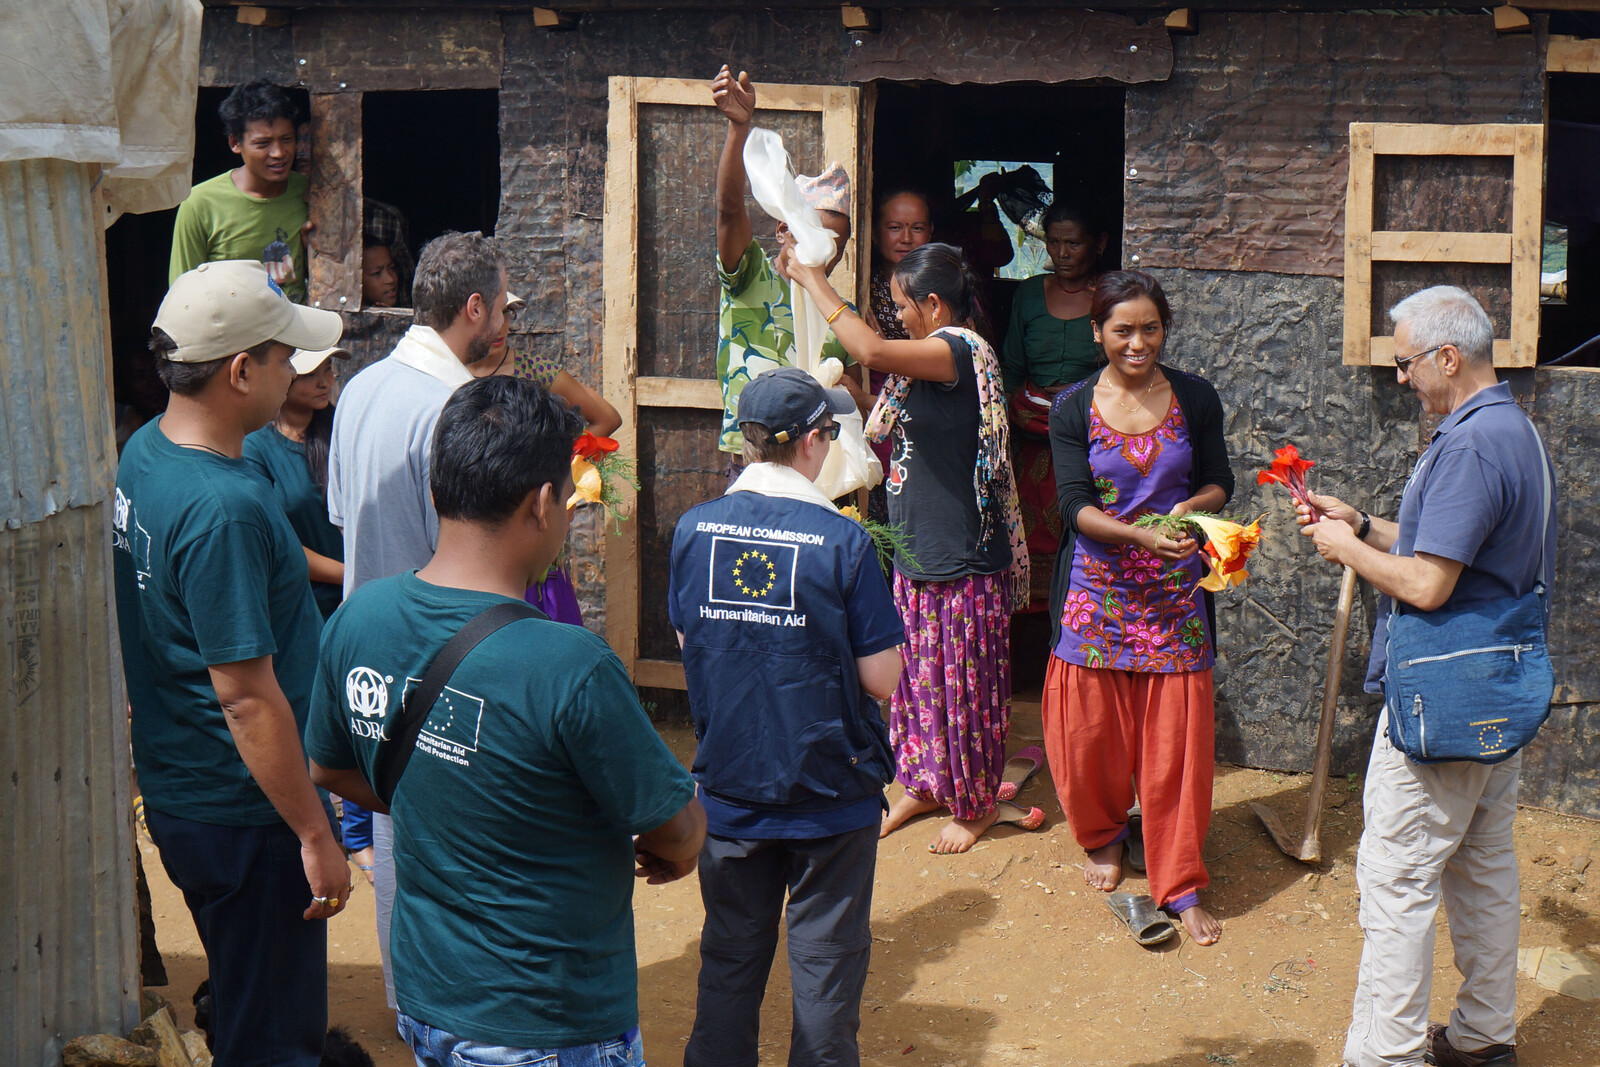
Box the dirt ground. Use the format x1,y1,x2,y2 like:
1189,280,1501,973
143,714,1600,1067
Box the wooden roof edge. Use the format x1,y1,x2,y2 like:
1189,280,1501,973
209,0,1600,13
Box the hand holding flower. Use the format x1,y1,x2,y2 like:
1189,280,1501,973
1294,490,1359,531
1301,515,1360,565
1143,526,1199,563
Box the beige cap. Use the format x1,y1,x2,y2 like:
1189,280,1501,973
154,261,343,363
505,291,527,312
290,345,352,375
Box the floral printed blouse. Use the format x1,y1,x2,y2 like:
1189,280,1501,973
1054,397,1214,672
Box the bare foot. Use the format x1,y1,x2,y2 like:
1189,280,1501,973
881,793,942,838
928,807,1002,854
1083,841,1123,891
1177,903,1222,945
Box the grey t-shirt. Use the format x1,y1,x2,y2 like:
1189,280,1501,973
1365,381,1558,690
327,356,457,596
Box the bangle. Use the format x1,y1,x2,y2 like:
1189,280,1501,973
1356,511,1372,540
826,302,849,325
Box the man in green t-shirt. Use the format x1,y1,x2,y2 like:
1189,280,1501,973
113,260,347,1067
307,376,705,1065
712,65,866,457
170,82,310,302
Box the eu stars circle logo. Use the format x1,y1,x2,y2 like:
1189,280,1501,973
731,549,777,598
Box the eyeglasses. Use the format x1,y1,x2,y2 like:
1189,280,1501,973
1394,343,1451,370
810,421,841,441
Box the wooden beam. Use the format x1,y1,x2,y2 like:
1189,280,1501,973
1370,123,1520,157
1494,5,1532,32
1548,35,1600,73
634,658,688,691
1509,124,1544,367
533,7,577,28
1369,231,1513,264
840,4,880,31
235,5,289,27
1342,123,1375,365
602,77,642,678
306,94,362,312
636,376,722,409
1165,7,1197,33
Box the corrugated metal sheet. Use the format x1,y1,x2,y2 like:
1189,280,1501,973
0,159,139,1066
0,158,119,527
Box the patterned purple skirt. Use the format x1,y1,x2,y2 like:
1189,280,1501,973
889,570,1012,820
525,564,584,626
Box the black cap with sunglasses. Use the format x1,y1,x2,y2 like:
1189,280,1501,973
736,367,854,444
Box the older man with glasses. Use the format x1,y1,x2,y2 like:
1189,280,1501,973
1297,286,1557,1067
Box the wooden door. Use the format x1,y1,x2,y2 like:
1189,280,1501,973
602,76,860,688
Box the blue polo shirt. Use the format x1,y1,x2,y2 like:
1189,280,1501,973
668,469,904,839
1365,381,1558,690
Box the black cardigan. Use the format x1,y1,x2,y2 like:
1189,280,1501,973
1046,365,1236,649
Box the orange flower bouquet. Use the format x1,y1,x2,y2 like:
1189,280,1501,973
1133,511,1264,592
567,432,640,533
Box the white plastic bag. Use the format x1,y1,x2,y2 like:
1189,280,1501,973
741,127,882,497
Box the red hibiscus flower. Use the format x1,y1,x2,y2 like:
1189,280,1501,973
1257,444,1322,521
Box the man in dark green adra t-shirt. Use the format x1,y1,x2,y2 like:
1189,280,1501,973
307,376,704,1065
113,260,346,1067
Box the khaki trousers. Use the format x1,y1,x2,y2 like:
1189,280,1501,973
1344,710,1521,1067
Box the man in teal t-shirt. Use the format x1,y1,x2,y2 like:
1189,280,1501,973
307,376,704,1065
113,260,346,1067
170,82,309,302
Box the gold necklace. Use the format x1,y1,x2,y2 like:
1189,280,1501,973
1113,373,1159,414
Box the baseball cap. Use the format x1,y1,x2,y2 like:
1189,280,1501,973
736,367,853,444
289,345,352,375
153,261,343,363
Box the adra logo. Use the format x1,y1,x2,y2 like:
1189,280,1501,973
345,666,391,720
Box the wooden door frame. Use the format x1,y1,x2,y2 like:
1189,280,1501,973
602,76,861,688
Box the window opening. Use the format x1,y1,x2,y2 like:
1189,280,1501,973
360,89,500,309
1540,72,1600,364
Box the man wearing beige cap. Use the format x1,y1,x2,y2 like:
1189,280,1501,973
712,65,866,465
112,261,348,1066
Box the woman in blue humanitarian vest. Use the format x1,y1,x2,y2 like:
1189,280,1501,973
786,241,1041,854
242,345,374,881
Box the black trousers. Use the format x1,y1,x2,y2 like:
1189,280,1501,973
685,825,878,1067
146,810,327,1067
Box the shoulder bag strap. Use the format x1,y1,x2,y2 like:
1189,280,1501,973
373,600,545,806
1527,415,1554,597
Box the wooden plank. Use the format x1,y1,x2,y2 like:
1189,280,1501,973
1342,124,1375,365
634,658,688,691
1370,337,1514,366
1369,231,1512,263
1549,35,1600,72
1370,123,1521,157
820,85,860,304
306,93,362,313
637,376,722,409
857,81,876,316
1509,124,1544,367
634,76,836,114
602,77,642,677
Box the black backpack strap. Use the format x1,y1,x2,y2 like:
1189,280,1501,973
372,600,545,806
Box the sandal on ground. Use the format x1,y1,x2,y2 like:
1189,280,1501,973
993,799,1046,831
1107,891,1177,947
1124,805,1146,873
996,744,1045,802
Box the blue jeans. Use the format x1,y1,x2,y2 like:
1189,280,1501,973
398,1013,645,1067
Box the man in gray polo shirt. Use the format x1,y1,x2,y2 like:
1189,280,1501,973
326,229,506,1013
1301,286,1556,1067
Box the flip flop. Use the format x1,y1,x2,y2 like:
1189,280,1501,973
1107,891,1177,947
1125,805,1146,873
993,799,1046,831
996,744,1045,802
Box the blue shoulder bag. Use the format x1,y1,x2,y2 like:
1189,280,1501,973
1382,420,1555,764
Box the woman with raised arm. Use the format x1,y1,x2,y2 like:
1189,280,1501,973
786,241,1038,854
1043,270,1234,946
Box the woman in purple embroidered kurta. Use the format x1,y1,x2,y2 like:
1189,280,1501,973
1058,398,1215,674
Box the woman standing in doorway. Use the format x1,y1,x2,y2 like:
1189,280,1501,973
1003,202,1110,604
1043,270,1233,945
787,241,1037,854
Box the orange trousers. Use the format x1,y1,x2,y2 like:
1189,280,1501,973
1040,655,1214,911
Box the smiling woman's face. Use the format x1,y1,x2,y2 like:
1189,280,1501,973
1093,295,1165,376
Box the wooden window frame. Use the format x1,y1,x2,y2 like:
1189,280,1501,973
1342,121,1544,368
602,75,860,689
